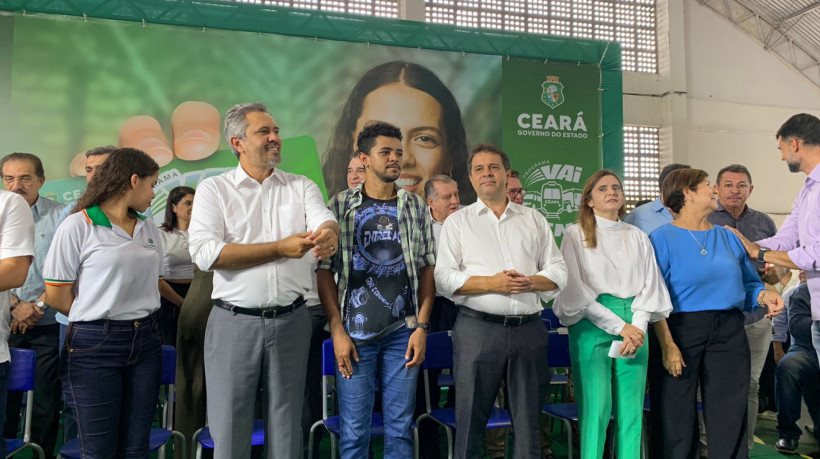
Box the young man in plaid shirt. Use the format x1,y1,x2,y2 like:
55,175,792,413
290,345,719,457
318,121,436,459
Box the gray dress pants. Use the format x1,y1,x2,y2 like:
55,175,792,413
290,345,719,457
205,302,311,459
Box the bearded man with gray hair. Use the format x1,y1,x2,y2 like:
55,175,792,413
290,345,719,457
188,102,339,458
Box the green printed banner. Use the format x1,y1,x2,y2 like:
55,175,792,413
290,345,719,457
0,10,619,232
502,59,603,244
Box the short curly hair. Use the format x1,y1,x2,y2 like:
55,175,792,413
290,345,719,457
356,122,402,156
661,168,708,214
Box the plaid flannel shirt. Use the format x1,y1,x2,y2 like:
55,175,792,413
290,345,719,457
317,183,436,321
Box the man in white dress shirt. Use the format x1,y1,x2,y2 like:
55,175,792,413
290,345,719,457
425,175,460,244
188,102,339,459
1,153,65,459
0,190,34,459
435,143,567,459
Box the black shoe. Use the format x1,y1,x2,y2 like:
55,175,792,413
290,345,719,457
775,437,799,454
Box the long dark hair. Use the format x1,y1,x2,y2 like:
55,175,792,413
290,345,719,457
73,148,159,213
578,170,626,249
160,186,196,232
322,61,472,202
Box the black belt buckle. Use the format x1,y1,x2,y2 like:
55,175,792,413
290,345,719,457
503,315,525,327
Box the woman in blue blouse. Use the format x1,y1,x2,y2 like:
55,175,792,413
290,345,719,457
648,168,783,459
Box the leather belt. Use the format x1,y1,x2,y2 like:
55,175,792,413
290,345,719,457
214,296,305,319
458,307,541,327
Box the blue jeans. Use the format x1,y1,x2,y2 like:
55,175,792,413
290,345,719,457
775,344,820,441
337,326,418,459
61,315,162,459
812,321,820,364
59,322,77,443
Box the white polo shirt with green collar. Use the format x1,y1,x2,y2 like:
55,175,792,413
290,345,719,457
44,205,164,322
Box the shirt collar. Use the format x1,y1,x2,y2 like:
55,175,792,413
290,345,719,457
232,163,279,187
594,214,622,230
715,200,749,218
82,205,146,227
351,181,403,201
474,198,519,216
651,196,665,213
428,206,444,225
808,162,820,184
30,195,44,216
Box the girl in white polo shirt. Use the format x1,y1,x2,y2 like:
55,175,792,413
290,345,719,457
44,148,162,459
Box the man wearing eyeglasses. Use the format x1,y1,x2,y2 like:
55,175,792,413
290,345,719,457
706,163,777,454
506,169,525,206
0,153,66,459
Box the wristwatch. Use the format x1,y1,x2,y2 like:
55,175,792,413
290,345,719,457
757,247,770,263
9,298,20,312
416,322,431,333
35,300,49,311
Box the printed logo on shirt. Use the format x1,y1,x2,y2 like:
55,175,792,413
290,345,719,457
353,204,404,277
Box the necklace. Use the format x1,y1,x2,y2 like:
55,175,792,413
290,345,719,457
687,229,708,255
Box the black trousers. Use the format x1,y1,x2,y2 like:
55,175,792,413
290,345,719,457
158,281,191,346
452,311,549,459
658,309,750,459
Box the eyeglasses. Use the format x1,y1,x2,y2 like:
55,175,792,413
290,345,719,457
2,176,34,186
720,183,750,191
508,188,525,196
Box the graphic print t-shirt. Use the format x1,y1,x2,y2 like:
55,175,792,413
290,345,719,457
345,195,411,342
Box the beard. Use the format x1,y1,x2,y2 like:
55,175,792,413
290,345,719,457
372,166,400,183
787,161,801,173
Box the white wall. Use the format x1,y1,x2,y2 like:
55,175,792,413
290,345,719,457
398,0,820,218
625,0,820,218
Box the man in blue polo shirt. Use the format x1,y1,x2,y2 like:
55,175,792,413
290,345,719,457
624,163,690,234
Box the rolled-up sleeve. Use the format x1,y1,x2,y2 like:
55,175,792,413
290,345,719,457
188,179,228,271
303,179,336,232
417,202,436,268
534,214,566,303
434,216,470,297
787,244,820,272
0,194,34,261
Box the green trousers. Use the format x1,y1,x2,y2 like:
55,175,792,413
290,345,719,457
569,294,647,459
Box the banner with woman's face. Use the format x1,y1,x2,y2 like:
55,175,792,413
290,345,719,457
0,13,603,240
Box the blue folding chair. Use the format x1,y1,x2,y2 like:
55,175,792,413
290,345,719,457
193,419,266,459
308,338,419,459
546,326,570,395
5,348,44,459
415,331,512,459
59,345,186,459
541,307,562,330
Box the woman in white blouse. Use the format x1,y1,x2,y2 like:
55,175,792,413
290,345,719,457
157,186,195,346
553,170,673,459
